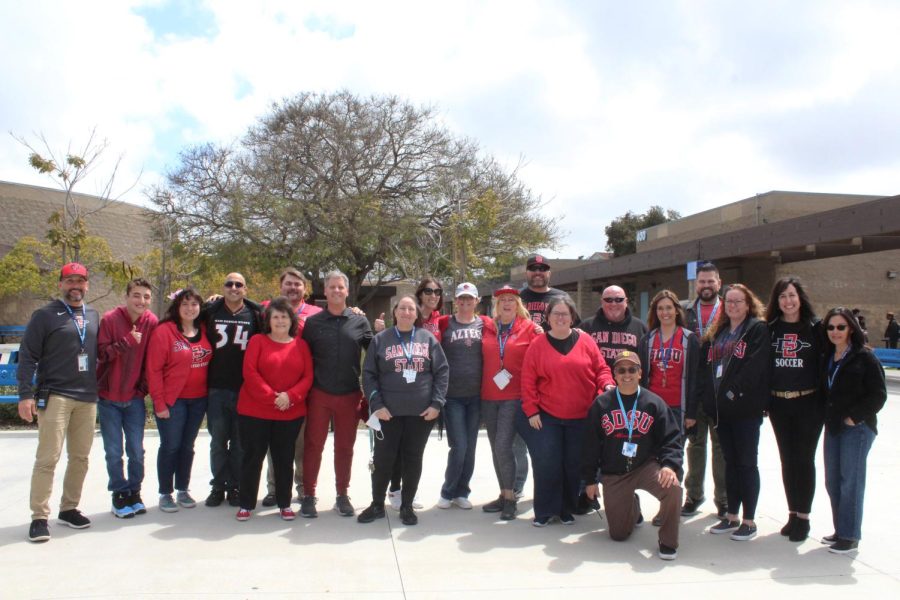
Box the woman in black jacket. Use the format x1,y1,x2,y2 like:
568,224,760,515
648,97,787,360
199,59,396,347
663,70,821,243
765,277,823,542
696,284,769,542
820,307,886,554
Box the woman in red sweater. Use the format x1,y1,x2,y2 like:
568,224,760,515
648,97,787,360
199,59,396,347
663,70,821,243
480,286,541,520
518,296,614,526
146,287,213,513
236,297,313,521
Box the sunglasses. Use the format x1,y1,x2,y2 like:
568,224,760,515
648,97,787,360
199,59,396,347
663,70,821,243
826,324,848,331
421,288,442,296
224,281,245,289
614,366,639,375
603,297,626,304
527,265,550,272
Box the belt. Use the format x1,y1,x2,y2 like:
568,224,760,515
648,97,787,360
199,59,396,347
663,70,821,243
771,388,817,399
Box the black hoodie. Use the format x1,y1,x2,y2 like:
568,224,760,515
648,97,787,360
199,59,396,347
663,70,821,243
579,307,647,368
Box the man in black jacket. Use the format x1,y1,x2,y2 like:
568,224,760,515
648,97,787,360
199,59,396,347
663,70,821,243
579,285,647,369
582,351,683,560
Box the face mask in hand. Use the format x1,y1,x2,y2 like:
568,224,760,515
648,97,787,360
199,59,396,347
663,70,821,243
366,413,384,441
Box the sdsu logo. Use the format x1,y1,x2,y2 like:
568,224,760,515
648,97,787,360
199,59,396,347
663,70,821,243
733,341,746,358
772,333,810,367
192,345,212,363
173,340,190,352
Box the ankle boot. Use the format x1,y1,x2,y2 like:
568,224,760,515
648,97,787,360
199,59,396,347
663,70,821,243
780,513,798,536
789,517,810,542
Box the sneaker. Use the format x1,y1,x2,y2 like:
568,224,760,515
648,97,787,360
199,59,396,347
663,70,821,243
681,497,704,517
658,543,678,561
730,523,758,541
789,517,810,542
482,496,504,513
28,519,50,543
280,507,296,521
357,503,386,523
399,505,418,526
500,499,518,521
159,494,179,513
780,513,797,536
111,492,136,519
436,497,452,509
388,490,402,511
412,496,424,510
532,516,551,527
334,495,355,517
236,508,251,521
828,538,859,554
560,514,575,525
227,489,241,507
821,532,839,545
573,491,600,515
128,491,147,515
452,497,473,510
58,509,91,529
176,491,196,508
205,489,226,507
261,493,277,507
300,496,318,518
715,500,727,519
709,518,740,534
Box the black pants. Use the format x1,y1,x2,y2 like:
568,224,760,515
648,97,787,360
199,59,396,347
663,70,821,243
716,417,762,520
372,416,435,507
769,394,824,514
238,415,303,510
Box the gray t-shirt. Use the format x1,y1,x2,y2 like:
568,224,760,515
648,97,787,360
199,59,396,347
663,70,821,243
441,316,484,398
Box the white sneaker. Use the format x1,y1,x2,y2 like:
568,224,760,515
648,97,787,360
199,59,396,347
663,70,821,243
412,496,423,510
388,490,402,511
452,497,473,510
436,497,452,509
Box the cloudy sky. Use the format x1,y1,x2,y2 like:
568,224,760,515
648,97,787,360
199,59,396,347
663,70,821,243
2,0,899,258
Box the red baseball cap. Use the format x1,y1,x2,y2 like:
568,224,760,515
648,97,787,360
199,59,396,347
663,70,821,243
60,262,89,280
493,285,519,297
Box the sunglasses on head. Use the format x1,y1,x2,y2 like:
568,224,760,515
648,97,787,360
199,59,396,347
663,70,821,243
603,297,626,304
224,281,245,289
615,366,639,375
421,288,442,296
527,265,550,272
827,324,847,331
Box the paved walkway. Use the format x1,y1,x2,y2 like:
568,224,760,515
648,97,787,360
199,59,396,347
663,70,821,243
1,375,898,598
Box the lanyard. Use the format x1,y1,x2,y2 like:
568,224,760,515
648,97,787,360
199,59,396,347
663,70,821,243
394,326,416,363
696,298,720,336
658,330,677,371
295,301,307,318
827,346,850,390
61,300,87,350
497,320,514,367
615,386,641,442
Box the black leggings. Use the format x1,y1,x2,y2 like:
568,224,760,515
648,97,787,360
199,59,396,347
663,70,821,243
238,415,303,510
769,394,824,514
372,416,434,507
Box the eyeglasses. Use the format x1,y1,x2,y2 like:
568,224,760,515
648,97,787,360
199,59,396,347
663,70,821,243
527,265,550,272
724,299,746,305
614,366,639,375
421,288,442,296
224,281,245,289
826,324,848,331
603,297,626,304
549,311,571,318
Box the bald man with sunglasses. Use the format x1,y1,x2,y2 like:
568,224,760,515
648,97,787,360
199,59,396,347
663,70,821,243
579,285,648,369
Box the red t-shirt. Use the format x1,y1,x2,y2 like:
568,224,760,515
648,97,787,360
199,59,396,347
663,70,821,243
179,333,213,399
647,333,684,408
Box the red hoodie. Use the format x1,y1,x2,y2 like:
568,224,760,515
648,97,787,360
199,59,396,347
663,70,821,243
238,335,313,421
97,306,159,402
146,321,213,413
481,316,541,401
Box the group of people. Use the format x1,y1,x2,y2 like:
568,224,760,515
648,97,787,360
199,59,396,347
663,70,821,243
16,257,887,562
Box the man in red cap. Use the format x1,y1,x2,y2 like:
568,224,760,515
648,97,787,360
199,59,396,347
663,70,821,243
18,262,100,543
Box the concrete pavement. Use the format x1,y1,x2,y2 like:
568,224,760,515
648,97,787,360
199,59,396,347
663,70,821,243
1,375,898,598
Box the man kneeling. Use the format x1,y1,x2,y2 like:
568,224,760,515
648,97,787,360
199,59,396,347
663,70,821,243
581,351,684,560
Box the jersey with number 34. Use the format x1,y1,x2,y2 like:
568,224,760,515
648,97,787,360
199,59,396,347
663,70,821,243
208,306,260,389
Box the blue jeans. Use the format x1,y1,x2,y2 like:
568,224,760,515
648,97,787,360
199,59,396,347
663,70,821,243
98,398,146,493
515,410,585,520
155,397,208,495
716,417,762,520
440,395,481,500
513,433,529,494
824,422,876,541
207,387,242,491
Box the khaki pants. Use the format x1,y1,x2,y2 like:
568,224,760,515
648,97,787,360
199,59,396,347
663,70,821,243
31,394,97,520
602,460,682,549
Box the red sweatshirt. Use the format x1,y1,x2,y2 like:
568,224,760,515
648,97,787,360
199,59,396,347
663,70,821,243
422,310,442,342
481,316,541,401
97,306,158,402
238,335,313,420
521,333,614,419
146,321,213,413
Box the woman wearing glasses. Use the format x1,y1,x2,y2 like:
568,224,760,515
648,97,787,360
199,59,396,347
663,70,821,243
696,284,769,541
764,277,824,542
820,307,886,553
518,296,614,526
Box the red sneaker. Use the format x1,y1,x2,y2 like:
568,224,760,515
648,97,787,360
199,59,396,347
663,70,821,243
236,509,251,522
280,507,296,521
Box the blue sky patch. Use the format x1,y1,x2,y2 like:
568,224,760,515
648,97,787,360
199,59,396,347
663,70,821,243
134,0,218,40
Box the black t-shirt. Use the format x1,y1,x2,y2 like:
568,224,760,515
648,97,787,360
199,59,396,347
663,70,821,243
207,303,259,390
546,330,579,355
519,287,571,329
770,319,819,391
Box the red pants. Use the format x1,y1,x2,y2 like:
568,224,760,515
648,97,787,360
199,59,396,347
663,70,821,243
302,388,362,496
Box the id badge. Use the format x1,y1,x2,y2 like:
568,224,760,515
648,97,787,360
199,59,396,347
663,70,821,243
77,352,89,372
493,368,512,390
715,363,723,378
621,441,638,458
403,369,417,384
